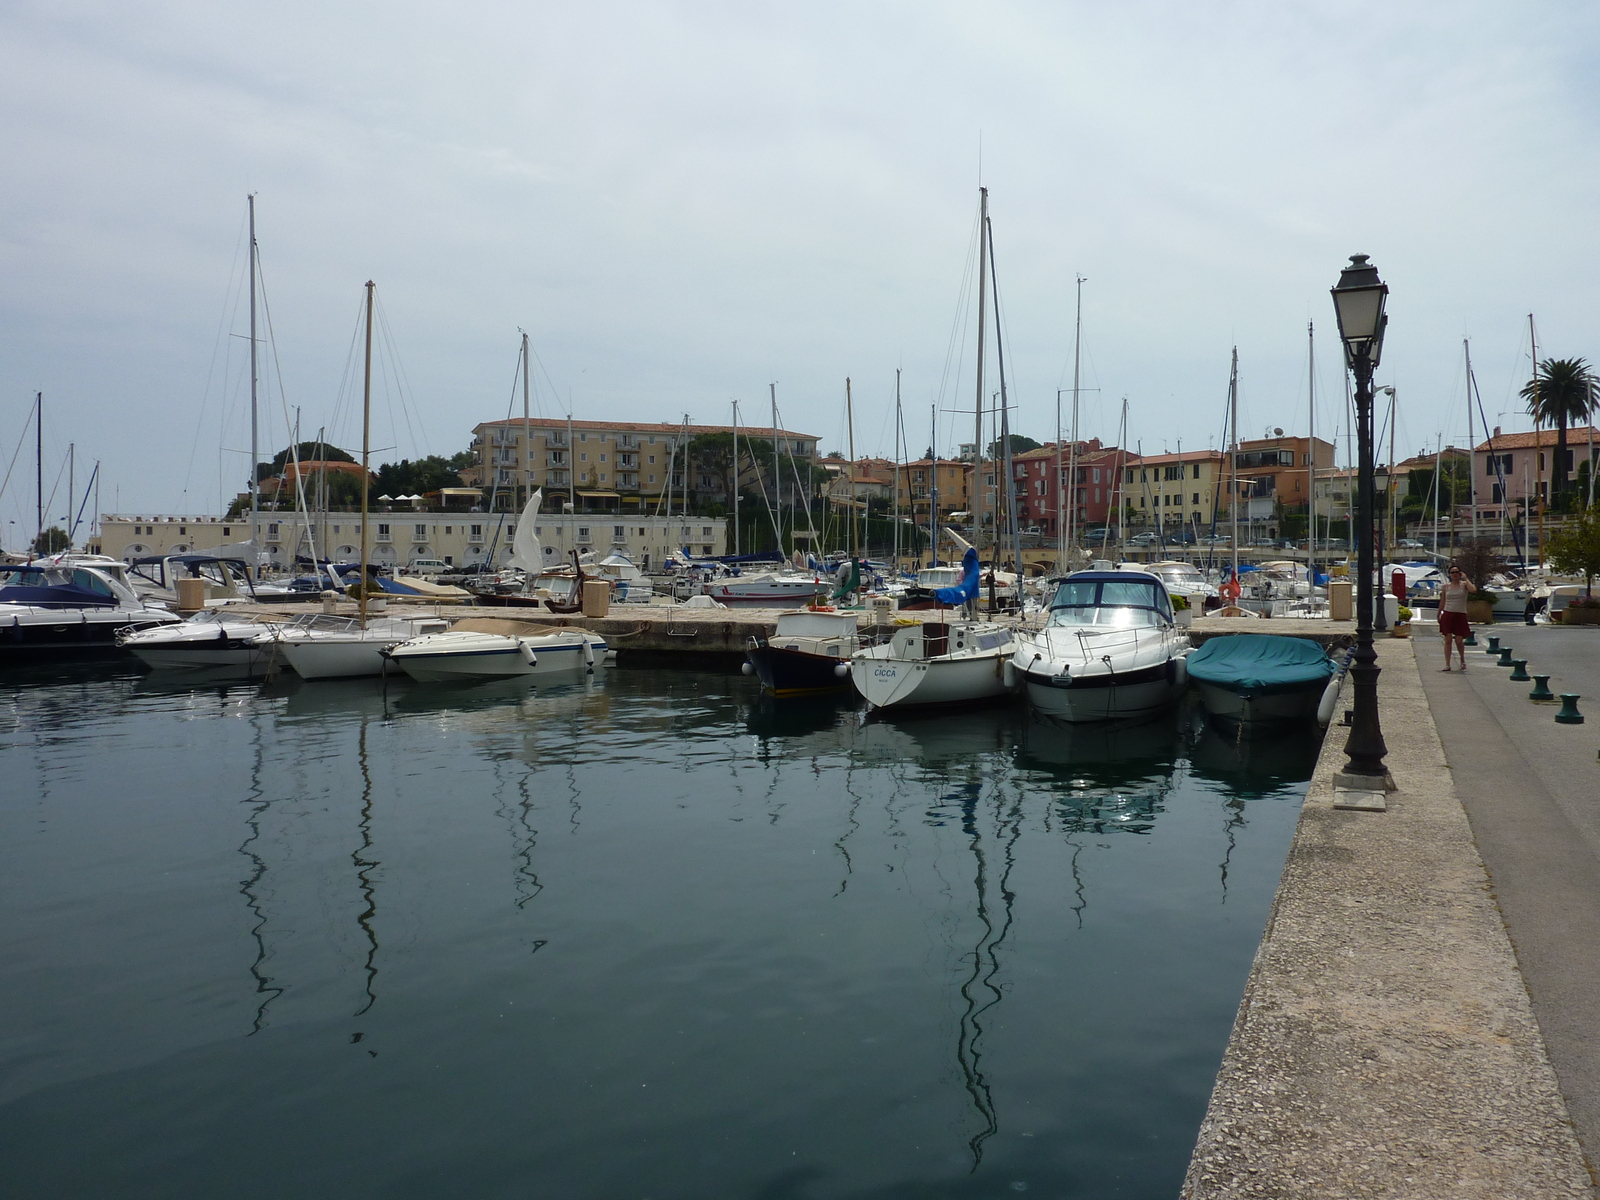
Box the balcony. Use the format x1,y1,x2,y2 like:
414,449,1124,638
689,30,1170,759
616,435,639,450
546,451,569,466
546,433,569,448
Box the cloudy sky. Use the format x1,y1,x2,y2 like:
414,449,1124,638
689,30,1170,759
2,1,1598,536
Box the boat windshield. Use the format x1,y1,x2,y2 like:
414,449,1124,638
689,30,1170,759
1048,578,1170,628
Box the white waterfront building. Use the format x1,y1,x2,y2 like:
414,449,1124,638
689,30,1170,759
96,511,728,571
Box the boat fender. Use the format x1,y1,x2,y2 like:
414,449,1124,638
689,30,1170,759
1175,655,1188,688
583,639,596,671
519,642,538,666
834,662,850,678
741,661,755,675
1316,671,1343,728
1002,659,1017,690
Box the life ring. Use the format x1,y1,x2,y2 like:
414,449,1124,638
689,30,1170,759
1220,578,1242,601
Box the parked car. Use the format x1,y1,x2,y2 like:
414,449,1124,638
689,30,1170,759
1396,539,1424,549
1128,532,1160,546
1084,527,1112,544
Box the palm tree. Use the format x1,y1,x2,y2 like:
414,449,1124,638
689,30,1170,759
1521,358,1600,508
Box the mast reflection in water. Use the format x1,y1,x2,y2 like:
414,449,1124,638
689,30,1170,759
1,667,1312,1199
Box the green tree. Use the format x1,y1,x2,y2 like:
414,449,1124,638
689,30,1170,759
372,455,468,499
685,432,775,507
254,442,356,483
986,434,1041,458
1521,358,1599,508
1546,507,1600,597
31,526,69,555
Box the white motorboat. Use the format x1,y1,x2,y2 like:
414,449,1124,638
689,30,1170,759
265,612,451,679
1121,560,1219,609
744,610,861,695
1010,570,1189,723
119,609,286,673
592,552,656,603
849,617,1018,710
383,627,610,683
0,562,182,658
703,571,828,608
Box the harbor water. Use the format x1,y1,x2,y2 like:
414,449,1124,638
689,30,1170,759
0,662,1317,1199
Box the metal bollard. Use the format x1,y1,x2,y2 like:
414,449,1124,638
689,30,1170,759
1496,646,1514,666
1525,611,1537,626
1509,659,1530,681
1464,629,1478,646
1530,675,1555,701
1485,635,1501,655
1556,694,1585,725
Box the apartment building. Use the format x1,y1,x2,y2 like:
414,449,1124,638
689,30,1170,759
1009,441,1124,534
892,459,972,525
1232,435,1335,510
1473,426,1600,519
98,511,726,571
1122,450,1227,533
463,418,819,513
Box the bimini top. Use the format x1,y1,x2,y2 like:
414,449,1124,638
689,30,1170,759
1187,634,1335,696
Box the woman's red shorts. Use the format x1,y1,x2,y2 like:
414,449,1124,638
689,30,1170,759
1439,610,1471,637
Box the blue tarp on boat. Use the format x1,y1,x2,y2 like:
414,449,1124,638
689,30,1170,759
1187,634,1335,697
933,548,981,606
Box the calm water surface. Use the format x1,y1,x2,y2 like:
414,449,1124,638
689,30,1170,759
0,661,1317,1199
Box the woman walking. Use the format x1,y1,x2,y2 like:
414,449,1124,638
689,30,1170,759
1438,565,1476,671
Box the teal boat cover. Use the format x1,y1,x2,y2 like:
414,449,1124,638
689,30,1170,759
1187,634,1335,697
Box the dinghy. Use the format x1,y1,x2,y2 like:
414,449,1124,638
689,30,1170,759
1186,633,1336,729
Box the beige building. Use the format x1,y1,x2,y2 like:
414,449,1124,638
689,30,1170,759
1123,450,1226,532
463,417,819,513
97,511,726,571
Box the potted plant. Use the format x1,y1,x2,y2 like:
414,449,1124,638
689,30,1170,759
1391,604,1413,638
1564,595,1600,626
1171,591,1193,628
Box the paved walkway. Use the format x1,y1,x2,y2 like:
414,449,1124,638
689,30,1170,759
1184,636,1590,1198
1416,622,1600,1179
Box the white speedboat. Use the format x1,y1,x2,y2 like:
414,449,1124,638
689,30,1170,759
849,619,1018,710
0,562,181,658
383,627,610,683
1010,570,1189,723
1122,560,1218,609
119,609,286,673
744,610,861,696
265,612,451,679
702,571,828,608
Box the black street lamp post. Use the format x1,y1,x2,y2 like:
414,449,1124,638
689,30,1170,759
1331,254,1391,781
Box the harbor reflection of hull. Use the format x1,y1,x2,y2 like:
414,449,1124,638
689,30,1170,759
747,644,852,696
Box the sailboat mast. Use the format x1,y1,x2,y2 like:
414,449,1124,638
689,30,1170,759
1308,321,1317,580
1465,339,1478,546
1067,274,1084,556
1115,397,1128,554
893,369,903,570
248,195,259,573
1530,313,1543,569
67,443,74,551
1054,389,1063,566
929,404,939,566
1229,347,1239,582
771,383,781,554
973,187,989,554
35,392,42,552
521,332,532,517
732,399,740,556
846,378,858,562
359,281,374,628
985,212,1022,581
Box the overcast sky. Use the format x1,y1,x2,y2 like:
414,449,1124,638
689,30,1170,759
3,1,1598,536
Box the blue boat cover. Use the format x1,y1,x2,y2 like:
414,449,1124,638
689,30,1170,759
933,548,981,605
1187,634,1335,697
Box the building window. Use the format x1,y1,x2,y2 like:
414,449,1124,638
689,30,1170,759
599,454,607,463
471,524,482,536
415,524,427,536
580,453,588,462
648,455,656,464
578,527,590,541
222,527,231,536
614,526,625,538
267,523,279,538
702,527,712,536
580,433,587,442
377,524,389,538
649,475,656,484
1193,463,1201,478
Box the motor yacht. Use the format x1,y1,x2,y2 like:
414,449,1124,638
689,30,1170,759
118,609,287,673
382,627,610,683
0,562,181,657
1010,570,1190,722
265,612,451,679
744,610,861,696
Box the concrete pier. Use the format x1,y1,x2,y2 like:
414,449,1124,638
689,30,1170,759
1183,636,1593,1198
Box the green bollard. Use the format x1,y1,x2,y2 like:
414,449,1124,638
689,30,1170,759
1509,659,1530,681
1530,675,1555,701
1496,646,1514,666
1464,629,1479,646
1484,635,1500,655
1556,694,1584,725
